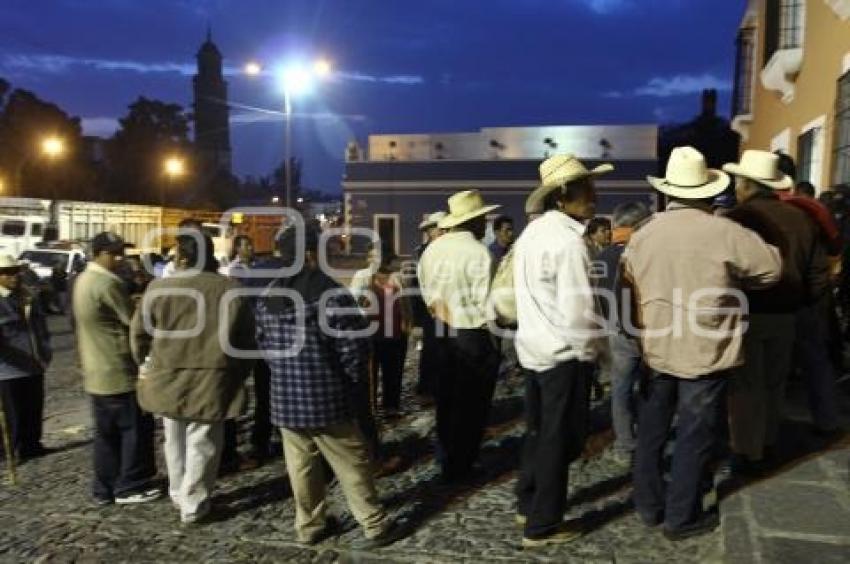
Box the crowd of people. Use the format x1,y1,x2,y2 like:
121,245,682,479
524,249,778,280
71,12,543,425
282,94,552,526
0,145,846,551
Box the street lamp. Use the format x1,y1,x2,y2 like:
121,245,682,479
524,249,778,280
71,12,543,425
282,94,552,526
161,156,185,207
41,136,65,158
10,135,67,197
245,57,332,208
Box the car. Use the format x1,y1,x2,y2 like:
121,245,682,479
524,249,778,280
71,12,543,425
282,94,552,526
19,245,87,281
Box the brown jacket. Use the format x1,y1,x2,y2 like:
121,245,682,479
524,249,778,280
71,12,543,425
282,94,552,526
130,271,253,422
725,192,830,313
624,203,782,378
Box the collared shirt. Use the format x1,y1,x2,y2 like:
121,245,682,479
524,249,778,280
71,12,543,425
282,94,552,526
417,230,493,329
514,210,601,371
254,276,369,429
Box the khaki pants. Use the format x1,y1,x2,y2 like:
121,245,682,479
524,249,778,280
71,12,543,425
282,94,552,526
281,421,389,542
163,418,224,522
728,313,795,460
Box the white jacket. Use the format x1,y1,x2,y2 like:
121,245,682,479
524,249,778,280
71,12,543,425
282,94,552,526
514,210,602,371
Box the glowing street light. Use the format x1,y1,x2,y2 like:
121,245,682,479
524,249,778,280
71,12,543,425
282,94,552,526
41,136,65,158
245,56,333,208
244,61,263,76
163,156,186,178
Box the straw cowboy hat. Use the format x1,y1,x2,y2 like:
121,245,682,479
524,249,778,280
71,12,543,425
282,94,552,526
438,190,501,229
0,255,23,272
418,211,448,230
722,149,794,190
647,146,729,199
525,154,614,214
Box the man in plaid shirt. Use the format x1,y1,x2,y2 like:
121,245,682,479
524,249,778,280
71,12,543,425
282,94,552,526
254,225,404,548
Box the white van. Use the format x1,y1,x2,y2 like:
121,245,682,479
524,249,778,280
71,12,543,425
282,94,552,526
0,216,47,257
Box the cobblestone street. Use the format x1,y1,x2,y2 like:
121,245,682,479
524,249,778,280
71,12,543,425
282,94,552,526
1,316,848,563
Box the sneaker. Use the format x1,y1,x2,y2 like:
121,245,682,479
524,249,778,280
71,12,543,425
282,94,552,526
352,520,407,550
521,522,583,548
663,513,720,541
115,488,162,505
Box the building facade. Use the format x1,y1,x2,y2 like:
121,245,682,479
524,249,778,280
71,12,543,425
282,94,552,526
731,0,850,192
193,29,232,175
343,125,658,256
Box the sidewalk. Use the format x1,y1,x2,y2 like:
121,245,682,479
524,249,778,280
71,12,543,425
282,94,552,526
720,384,850,563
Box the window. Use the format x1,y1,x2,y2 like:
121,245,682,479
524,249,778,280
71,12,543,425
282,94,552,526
733,27,756,116
1,220,26,236
30,223,43,237
764,0,804,65
797,128,815,184
834,71,850,185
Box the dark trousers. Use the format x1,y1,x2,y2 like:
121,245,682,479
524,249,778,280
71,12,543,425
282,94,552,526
796,303,840,431
633,373,726,531
516,361,592,538
91,392,156,500
417,318,439,396
434,328,498,479
250,359,273,455
0,374,45,457
373,337,408,411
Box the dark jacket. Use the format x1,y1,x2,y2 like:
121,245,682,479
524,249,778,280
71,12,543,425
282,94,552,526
726,192,830,313
0,287,51,380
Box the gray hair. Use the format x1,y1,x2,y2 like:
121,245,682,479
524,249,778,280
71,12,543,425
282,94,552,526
612,201,651,228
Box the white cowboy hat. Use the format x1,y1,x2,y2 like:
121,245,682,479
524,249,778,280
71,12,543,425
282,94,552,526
525,154,614,214
418,211,448,230
0,254,23,271
647,146,729,199
722,150,794,190
438,190,501,229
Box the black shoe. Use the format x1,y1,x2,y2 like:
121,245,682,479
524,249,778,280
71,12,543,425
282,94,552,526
18,444,55,461
663,513,719,541
303,516,339,546
352,520,407,550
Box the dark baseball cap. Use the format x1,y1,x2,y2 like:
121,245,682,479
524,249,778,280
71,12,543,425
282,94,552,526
91,232,126,256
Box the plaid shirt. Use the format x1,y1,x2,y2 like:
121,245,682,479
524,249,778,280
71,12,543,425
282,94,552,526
255,284,369,429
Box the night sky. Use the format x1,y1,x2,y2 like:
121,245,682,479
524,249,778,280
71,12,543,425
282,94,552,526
1,0,745,194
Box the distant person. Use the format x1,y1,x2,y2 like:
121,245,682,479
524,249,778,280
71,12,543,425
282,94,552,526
0,255,52,462
626,147,781,540
795,181,816,199
254,225,406,548
73,233,159,506
412,212,446,400
131,231,252,524
596,201,652,468
488,215,514,264
418,190,500,484
584,217,612,259
350,241,412,419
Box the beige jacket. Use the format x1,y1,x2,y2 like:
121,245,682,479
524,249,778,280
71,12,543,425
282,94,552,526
130,271,252,422
73,263,137,395
624,204,782,378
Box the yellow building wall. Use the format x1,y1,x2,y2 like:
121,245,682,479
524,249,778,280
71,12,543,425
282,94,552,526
744,0,850,189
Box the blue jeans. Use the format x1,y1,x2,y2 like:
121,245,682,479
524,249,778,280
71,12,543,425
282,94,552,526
609,333,642,455
633,373,726,531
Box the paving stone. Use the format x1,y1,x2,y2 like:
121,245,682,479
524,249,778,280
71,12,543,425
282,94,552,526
761,536,850,564
748,482,850,538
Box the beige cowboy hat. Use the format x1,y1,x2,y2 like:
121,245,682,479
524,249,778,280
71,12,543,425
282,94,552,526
722,149,794,190
647,146,729,199
438,190,501,229
0,254,23,272
525,154,614,214
418,211,448,230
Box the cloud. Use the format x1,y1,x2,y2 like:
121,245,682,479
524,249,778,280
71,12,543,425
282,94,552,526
335,71,424,85
3,54,195,76
605,73,732,98
80,117,120,137
578,0,630,14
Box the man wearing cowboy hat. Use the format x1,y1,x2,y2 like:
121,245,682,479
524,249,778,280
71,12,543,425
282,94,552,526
412,211,446,399
0,254,52,462
512,154,612,547
625,146,782,540
418,190,500,483
723,150,834,469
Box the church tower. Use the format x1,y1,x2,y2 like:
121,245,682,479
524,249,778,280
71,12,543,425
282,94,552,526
192,28,232,174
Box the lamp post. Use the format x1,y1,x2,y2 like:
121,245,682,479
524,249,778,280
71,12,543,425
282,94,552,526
244,58,332,209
